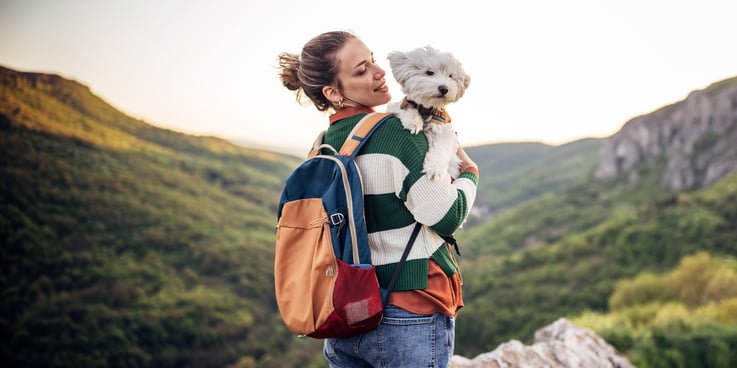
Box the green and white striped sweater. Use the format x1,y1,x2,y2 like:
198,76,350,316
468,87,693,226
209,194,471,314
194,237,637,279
323,111,478,291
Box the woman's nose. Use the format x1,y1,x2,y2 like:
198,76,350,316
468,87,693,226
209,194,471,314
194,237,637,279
374,65,385,78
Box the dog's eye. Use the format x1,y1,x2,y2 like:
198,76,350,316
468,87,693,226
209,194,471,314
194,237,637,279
425,70,435,76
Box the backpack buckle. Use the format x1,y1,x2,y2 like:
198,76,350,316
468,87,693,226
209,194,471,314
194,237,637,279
329,213,345,226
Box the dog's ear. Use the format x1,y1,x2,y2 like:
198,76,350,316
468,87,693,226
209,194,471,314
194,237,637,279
386,51,408,69
461,70,471,90
387,51,410,83
452,57,471,91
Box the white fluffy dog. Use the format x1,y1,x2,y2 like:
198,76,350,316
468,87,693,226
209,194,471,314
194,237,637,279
386,46,471,181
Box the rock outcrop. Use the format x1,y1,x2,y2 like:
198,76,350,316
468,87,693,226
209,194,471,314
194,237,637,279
451,318,634,368
594,76,737,191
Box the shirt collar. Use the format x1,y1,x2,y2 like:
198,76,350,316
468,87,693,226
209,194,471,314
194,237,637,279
329,105,376,125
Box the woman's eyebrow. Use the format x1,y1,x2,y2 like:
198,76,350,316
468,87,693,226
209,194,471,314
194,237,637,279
353,53,375,68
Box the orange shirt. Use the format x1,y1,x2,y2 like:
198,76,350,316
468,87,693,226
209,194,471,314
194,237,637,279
388,252,464,317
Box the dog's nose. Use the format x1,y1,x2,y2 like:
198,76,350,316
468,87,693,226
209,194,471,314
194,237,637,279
439,86,449,96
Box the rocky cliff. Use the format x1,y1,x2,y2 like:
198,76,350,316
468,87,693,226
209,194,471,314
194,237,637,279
451,319,634,368
594,76,737,191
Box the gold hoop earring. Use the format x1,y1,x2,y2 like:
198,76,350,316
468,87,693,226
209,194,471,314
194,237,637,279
336,99,344,109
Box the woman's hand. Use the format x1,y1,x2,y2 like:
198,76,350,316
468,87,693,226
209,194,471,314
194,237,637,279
457,146,477,172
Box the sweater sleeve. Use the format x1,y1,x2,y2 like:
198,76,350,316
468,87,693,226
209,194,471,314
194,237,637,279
405,158,478,236
376,117,479,236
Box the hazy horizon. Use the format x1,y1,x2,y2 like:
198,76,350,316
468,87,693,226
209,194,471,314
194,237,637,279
2,0,736,151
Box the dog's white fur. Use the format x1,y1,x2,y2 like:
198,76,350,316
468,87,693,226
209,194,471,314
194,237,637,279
386,46,471,181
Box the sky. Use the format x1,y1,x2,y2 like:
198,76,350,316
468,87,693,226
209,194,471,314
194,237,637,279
2,0,736,154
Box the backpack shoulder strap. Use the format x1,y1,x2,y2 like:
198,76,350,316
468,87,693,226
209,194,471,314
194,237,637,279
306,131,327,158
339,112,393,157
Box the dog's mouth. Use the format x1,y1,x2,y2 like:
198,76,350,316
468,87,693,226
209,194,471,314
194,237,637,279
427,94,451,104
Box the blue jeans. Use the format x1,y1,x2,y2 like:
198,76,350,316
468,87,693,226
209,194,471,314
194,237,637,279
323,305,455,368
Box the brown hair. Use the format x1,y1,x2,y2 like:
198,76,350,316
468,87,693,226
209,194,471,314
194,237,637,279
278,31,356,112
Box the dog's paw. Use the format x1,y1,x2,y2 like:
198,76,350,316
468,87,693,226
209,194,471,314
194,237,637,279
423,167,448,181
396,109,424,134
423,151,450,181
404,121,424,135
427,171,446,181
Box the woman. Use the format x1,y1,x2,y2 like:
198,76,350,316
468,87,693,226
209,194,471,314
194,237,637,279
278,30,478,368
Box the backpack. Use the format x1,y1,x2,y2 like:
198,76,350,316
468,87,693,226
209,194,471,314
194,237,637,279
274,112,421,339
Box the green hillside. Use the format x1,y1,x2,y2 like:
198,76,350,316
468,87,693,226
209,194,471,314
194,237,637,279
465,138,601,216
454,148,737,364
451,76,737,363
0,66,320,367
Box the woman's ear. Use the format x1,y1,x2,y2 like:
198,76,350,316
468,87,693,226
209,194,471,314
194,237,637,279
322,85,341,104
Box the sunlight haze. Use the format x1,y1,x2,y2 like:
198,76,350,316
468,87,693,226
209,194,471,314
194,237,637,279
1,0,736,154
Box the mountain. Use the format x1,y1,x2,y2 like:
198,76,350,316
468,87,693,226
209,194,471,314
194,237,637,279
465,138,601,217
453,76,737,365
595,76,737,191
0,65,313,367
229,137,306,158
3,64,737,367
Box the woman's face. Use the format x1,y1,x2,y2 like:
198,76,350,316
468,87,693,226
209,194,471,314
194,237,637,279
332,38,391,108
